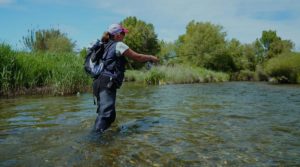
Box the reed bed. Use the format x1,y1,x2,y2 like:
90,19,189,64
0,43,91,96
1,43,230,96
125,65,229,85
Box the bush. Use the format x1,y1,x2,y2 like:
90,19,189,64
254,65,268,81
145,68,166,85
23,28,75,53
231,70,255,81
265,52,300,83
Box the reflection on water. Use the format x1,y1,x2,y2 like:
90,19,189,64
1,82,300,166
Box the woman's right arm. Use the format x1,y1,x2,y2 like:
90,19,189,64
123,48,159,63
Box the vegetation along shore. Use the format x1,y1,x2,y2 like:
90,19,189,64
1,16,300,97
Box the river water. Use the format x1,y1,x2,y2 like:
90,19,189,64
0,82,300,166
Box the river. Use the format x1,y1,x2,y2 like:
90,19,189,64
0,82,300,166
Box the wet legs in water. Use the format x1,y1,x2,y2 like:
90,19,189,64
94,88,116,133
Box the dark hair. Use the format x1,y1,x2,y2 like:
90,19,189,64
101,31,114,43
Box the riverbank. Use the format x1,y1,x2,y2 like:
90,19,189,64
0,64,229,97
1,43,231,97
125,65,229,85
1,43,299,97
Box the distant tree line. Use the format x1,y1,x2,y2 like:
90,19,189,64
156,20,298,83
159,21,294,71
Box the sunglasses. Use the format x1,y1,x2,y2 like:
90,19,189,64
119,31,125,36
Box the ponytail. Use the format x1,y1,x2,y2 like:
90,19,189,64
101,31,114,43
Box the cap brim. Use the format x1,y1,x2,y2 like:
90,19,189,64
122,28,129,33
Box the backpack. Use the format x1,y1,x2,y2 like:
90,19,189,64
84,40,113,78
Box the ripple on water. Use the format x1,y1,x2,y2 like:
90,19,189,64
1,82,300,166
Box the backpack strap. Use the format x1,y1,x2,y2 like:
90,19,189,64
101,41,117,72
102,41,115,60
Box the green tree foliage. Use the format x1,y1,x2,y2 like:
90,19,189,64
157,40,177,65
226,39,245,71
261,30,279,50
205,47,236,72
242,43,257,71
255,30,294,63
177,21,243,72
121,16,160,69
176,21,226,67
269,39,294,57
23,28,76,53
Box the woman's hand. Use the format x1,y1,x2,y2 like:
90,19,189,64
149,55,159,63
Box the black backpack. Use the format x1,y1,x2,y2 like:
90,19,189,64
84,40,113,78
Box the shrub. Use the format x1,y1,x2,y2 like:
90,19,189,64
145,68,166,85
231,70,255,81
265,52,300,83
22,28,75,53
254,65,268,81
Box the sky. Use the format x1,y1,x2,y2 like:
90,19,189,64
1,0,300,51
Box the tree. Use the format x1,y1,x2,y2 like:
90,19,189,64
157,40,177,65
269,39,294,57
23,28,76,53
255,30,294,62
206,47,236,72
121,16,160,69
242,43,257,71
176,21,227,68
226,39,245,71
261,30,279,51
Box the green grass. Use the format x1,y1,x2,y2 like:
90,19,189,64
0,43,235,96
0,43,91,96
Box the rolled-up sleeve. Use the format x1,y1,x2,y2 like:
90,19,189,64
116,42,129,57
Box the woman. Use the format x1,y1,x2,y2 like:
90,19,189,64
93,23,159,133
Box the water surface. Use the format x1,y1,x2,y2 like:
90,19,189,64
1,82,300,166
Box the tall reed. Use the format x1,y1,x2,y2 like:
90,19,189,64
0,43,91,96
125,65,229,85
1,43,230,96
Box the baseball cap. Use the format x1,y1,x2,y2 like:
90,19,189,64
108,23,129,35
